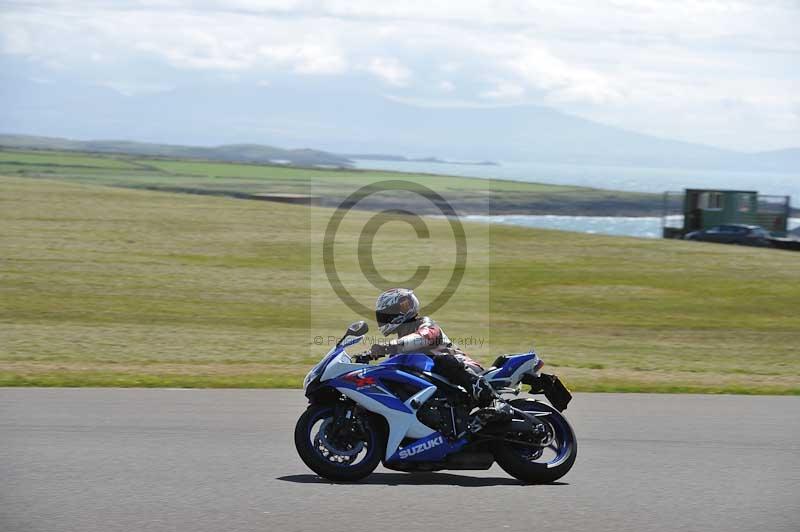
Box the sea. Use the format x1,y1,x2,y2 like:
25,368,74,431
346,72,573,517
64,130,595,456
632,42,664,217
353,159,799,239
462,214,800,239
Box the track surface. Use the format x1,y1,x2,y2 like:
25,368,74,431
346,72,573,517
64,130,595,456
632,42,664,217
1,389,798,532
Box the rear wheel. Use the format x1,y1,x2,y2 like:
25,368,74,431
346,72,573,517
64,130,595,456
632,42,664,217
492,399,577,484
294,403,385,482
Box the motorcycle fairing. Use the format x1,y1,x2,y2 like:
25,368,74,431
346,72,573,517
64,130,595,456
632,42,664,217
315,344,544,461
307,336,367,391
385,431,468,463
330,366,432,413
326,365,438,458
483,352,540,387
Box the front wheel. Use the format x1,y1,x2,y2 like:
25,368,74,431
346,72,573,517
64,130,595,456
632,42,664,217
294,403,385,482
492,399,577,484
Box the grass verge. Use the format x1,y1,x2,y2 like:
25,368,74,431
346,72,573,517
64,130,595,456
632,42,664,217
1,175,798,393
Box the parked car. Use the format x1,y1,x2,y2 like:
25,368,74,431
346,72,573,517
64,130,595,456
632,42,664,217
684,224,772,247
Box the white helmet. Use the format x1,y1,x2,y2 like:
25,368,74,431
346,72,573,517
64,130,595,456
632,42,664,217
375,288,420,336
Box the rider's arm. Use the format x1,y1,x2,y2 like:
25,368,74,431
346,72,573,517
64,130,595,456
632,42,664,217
370,317,445,358
388,319,443,354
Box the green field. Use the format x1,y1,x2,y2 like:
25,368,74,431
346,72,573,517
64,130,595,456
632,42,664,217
1,175,798,393
0,150,145,169
0,148,663,215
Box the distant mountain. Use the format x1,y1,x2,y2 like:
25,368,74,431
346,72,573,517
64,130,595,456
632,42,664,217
327,102,798,172
1,77,798,173
0,134,501,169
744,148,800,171
0,134,352,168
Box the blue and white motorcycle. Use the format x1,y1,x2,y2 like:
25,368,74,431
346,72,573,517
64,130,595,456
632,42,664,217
296,321,576,483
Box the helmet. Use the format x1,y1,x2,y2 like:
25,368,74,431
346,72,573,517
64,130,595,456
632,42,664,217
375,288,420,336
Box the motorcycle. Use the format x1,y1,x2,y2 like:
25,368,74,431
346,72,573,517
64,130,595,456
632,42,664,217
295,321,576,483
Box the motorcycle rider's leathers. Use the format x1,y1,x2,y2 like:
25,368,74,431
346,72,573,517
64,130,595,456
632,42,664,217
376,316,494,406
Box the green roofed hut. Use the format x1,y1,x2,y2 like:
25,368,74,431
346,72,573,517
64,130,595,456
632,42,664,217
662,189,791,239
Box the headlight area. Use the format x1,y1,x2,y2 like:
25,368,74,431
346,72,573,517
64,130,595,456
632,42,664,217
303,366,323,391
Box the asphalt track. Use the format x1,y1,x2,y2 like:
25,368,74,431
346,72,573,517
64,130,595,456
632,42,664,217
1,389,798,532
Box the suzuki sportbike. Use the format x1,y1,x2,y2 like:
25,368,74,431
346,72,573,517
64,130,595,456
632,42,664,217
295,321,576,483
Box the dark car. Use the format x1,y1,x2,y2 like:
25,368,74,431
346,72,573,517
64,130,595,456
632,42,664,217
684,224,772,247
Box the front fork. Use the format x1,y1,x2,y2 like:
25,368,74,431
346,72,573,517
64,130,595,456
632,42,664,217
327,402,369,447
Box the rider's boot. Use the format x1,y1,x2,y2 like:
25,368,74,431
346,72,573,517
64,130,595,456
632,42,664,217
471,375,496,407
466,376,513,432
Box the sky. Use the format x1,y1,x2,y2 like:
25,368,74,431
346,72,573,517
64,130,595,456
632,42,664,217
1,0,799,152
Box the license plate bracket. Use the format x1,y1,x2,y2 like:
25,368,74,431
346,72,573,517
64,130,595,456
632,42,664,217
521,373,573,411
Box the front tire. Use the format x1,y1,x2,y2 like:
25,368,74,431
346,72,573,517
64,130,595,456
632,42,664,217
492,399,577,484
294,403,385,482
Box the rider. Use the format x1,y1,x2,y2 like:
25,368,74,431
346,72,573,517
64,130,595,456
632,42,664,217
368,288,497,409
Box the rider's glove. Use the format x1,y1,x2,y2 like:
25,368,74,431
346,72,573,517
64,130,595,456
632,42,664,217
369,343,396,359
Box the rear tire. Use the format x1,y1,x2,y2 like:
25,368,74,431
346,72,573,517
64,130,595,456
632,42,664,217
492,399,577,484
294,404,385,482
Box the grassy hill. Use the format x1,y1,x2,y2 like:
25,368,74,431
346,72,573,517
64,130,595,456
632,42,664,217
1,175,798,393
0,147,664,215
0,134,351,167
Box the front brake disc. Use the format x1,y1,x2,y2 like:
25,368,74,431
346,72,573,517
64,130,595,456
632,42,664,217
314,418,365,461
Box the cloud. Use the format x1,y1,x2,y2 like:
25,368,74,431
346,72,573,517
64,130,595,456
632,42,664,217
99,80,175,96
0,0,798,149
490,41,622,104
364,57,411,87
480,82,524,101
260,44,347,74
1,25,34,55
2,7,349,74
